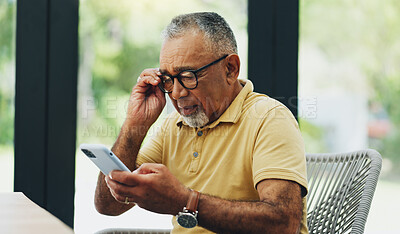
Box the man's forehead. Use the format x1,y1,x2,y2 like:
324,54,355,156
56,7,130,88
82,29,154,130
161,35,205,54
159,35,210,73
159,51,195,73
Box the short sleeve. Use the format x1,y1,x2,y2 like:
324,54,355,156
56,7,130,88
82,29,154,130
252,105,308,196
136,123,165,166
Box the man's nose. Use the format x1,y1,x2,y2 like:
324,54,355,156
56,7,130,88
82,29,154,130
171,79,189,100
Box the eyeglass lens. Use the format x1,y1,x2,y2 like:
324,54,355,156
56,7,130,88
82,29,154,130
160,71,197,92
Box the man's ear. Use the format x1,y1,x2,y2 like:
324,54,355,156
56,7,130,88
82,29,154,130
225,54,240,85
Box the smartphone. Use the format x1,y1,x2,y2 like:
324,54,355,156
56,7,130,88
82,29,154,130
80,143,130,175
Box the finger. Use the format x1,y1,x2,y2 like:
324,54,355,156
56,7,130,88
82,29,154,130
106,176,139,205
139,68,161,78
106,176,135,198
135,163,164,175
104,176,126,202
104,175,119,190
154,83,167,99
139,76,160,87
110,187,135,205
138,69,162,86
108,178,147,206
109,170,141,186
108,186,124,203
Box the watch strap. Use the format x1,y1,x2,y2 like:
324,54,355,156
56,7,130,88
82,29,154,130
186,190,200,213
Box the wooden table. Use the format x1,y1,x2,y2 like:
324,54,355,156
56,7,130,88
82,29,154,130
0,192,74,234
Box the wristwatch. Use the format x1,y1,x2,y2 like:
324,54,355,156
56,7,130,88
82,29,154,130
176,189,200,228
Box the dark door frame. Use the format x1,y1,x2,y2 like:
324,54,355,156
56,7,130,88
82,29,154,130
248,0,299,118
14,0,79,227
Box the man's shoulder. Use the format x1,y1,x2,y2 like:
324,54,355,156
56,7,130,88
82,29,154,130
242,91,289,119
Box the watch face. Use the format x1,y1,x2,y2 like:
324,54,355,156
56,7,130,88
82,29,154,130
177,213,198,228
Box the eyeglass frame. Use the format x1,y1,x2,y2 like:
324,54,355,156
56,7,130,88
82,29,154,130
158,54,229,93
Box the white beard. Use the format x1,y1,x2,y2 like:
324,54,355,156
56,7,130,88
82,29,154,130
182,107,209,128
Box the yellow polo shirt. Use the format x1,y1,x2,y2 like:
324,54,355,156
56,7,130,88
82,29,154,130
137,79,308,234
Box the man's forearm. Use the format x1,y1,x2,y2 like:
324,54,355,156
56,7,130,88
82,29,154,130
197,194,302,234
94,123,149,215
111,123,149,170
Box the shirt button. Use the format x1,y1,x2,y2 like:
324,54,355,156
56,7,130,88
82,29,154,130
193,152,199,158
197,131,203,136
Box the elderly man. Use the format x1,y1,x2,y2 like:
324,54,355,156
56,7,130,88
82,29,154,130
95,12,308,234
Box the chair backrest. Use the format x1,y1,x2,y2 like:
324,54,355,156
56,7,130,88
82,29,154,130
306,149,382,234
95,228,171,234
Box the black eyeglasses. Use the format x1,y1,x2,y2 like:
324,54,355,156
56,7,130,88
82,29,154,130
158,54,228,93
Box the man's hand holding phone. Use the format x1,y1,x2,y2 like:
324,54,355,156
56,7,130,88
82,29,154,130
105,163,190,215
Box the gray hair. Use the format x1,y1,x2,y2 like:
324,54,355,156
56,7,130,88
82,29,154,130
162,12,238,55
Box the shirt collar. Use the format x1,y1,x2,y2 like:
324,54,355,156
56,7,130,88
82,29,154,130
176,79,253,129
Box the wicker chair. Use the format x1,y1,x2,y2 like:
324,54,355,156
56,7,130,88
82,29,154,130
306,149,382,234
95,228,171,234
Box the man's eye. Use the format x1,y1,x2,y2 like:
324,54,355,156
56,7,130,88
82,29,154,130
179,71,195,79
161,76,172,82
180,76,193,80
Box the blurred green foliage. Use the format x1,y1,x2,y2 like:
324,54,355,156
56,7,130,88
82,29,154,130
299,118,328,153
300,0,400,166
77,0,162,143
0,1,14,66
0,100,13,145
0,0,15,145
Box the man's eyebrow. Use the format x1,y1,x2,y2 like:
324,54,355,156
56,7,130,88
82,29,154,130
175,66,195,72
159,66,196,75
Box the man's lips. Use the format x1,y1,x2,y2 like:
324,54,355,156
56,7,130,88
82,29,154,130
178,105,199,116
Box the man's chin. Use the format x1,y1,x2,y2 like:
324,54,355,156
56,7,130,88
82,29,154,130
181,111,209,128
